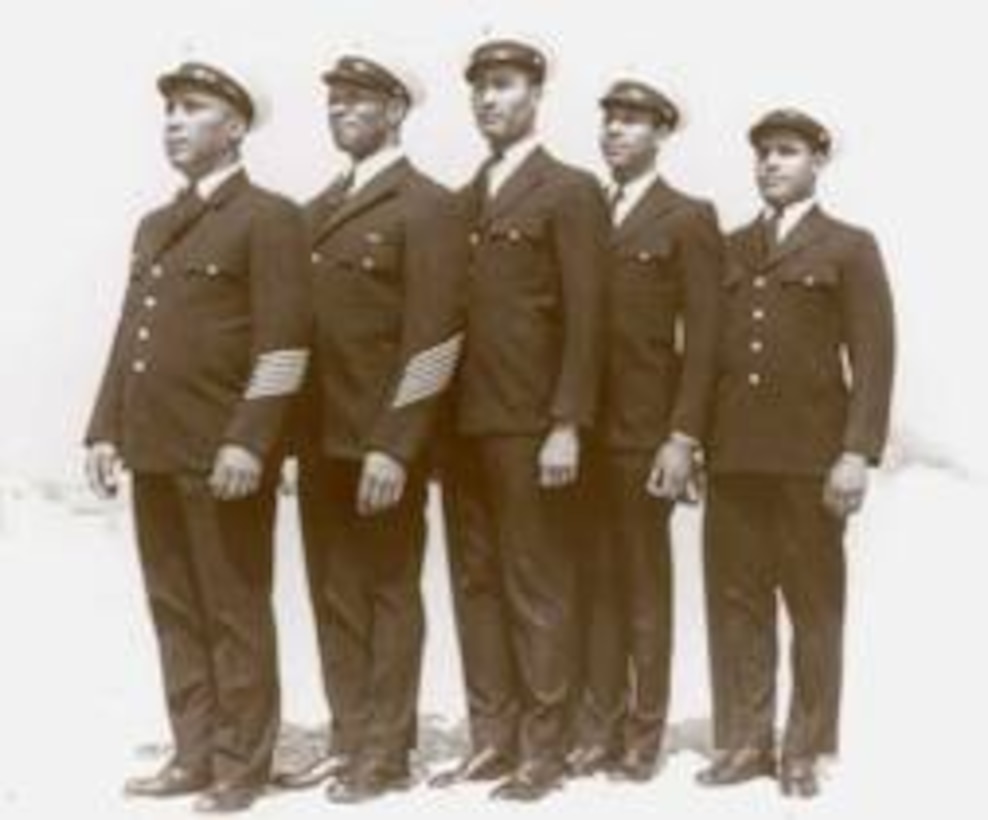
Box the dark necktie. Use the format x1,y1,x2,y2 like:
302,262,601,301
482,150,505,199
609,183,627,221
764,208,784,256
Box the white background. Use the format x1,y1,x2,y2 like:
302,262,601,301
0,2,986,819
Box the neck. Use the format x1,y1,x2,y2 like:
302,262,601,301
490,125,536,155
183,150,240,184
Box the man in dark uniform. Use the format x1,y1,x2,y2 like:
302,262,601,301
567,80,723,783
272,55,466,803
84,62,311,813
432,39,611,801
697,109,895,798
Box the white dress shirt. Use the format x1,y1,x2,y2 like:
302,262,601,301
194,161,244,200
763,196,818,243
486,132,541,198
607,164,663,226
346,144,407,196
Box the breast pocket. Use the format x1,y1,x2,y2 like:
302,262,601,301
488,216,548,248
779,263,841,291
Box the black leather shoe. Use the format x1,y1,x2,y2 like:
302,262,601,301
192,783,262,813
566,745,617,778
779,757,820,799
325,766,412,804
429,747,516,788
490,763,564,802
271,753,350,790
696,748,775,787
608,748,661,783
124,760,211,798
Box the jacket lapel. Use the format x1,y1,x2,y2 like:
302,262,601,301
315,158,409,243
483,147,550,223
764,205,829,269
146,170,248,262
731,217,765,275
614,176,682,245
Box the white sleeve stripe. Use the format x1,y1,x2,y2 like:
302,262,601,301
392,333,463,409
244,348,310,400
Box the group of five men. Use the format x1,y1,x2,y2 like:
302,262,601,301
84,37,895,812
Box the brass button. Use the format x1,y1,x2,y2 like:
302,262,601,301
752,307,765,321
144,296,157,309
361,257,375,271
311,251,323,264
753,276,767,289
132,360,147,374
508,228,522,242
137,327,151,342
748,372,762,386
750,339,764,353
150,264,164,279
469,232,481,247
638,251,652,263
805,275,816,286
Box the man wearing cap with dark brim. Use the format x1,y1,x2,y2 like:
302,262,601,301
273,53,467,803
84,61,311,813
698,108,896,798
433,38,610,802
566,78,724,784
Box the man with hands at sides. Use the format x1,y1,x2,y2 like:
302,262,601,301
567,79,723,784
433,39,610,802
698,109,895,799
273,55,466,804
84,62,311,814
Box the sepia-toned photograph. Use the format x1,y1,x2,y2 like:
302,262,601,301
1,1,985,818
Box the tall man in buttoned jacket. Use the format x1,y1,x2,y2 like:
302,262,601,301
276,55,467,804
567,80,723,783
84,62,311,814
697,109,895,799
433,39,611,802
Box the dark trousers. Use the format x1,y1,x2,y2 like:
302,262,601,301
576,449,673,760
298,455,426,767
442,435,577,769
131,473,279,788
704,474,846,758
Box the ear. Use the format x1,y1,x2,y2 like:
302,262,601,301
385,97,409,128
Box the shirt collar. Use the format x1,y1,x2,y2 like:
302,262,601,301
194,161,243,200
608,163,662,223
763,196,818,241
350,144,406,195
487,132,541,193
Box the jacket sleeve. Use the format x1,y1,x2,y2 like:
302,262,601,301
547,175,610,427
365,189,469,464
84,224,146,447
668,202,726,442
222,196,314,460
839,230,896,463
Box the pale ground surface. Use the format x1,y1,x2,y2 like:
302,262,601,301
0,466,985,820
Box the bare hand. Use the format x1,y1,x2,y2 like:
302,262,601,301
85,441,122,499
357,451,407,516
538,424,580,488
209,444,263,501
823,452,869,518
646,437,696,502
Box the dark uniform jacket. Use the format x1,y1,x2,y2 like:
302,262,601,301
86,171,311,473
600,176,723,450
305,158,467,465
708,206,895,475
457,147,611,435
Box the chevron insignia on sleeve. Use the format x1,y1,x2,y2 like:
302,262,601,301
244,348,310,400
392,333,464,409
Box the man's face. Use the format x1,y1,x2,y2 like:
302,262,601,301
470,66,541,149
327,83,404,160
600,106,663,180
754,131,826,207
163,88,245,179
